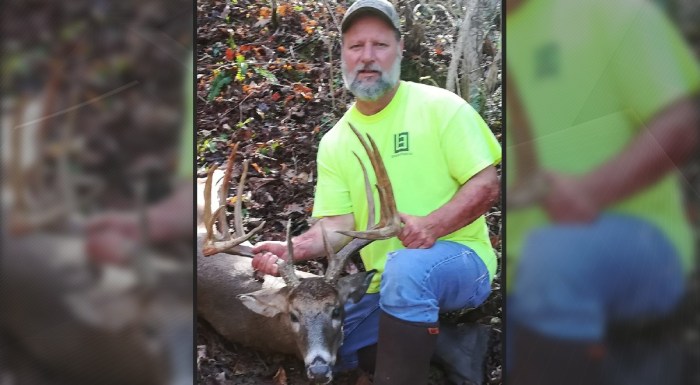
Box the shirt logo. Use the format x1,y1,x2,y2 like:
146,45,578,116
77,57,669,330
535,42,559,79
394,132,409,154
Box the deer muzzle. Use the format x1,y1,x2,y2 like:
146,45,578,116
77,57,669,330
306,356,333,384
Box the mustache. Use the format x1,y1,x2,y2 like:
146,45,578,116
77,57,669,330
352,64,383,78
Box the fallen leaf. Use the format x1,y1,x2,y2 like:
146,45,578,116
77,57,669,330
293,83,313,99
282,203,305,216
277,3,290,16
271,92,281,101
225,48,235,61
251,162,264,175
259,6,271,18
273,367,288,385
277,46,286,53
254,18,271,28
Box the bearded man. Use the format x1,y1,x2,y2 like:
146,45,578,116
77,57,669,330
252,1,502,383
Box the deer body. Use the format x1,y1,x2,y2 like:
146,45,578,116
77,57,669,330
1,230,171,385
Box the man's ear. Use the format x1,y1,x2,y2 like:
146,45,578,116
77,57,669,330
337,270,377,304
237,286,290,318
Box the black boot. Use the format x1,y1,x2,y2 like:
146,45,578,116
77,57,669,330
433,322,490,385
512,326,604,385
357,344,377,374
373,311,438,385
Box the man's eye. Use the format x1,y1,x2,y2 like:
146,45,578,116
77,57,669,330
331,307,341,318
290,313,299,323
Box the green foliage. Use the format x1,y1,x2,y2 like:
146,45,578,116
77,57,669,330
237,117,254,129
253,67,279,85
235,54,247,82
207,72,233,101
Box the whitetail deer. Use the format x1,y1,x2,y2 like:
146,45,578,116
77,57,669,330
197,123,401,384
1,91,192,385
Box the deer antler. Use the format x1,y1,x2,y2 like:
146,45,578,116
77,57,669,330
201,143,265,257
275,219,301,287
324,123,402,284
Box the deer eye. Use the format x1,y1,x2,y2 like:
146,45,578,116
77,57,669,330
331,307,341,319
290,313,299,323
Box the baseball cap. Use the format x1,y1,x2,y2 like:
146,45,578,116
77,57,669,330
341,0,401,34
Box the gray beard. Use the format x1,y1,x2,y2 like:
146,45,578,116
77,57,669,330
341,56,402,101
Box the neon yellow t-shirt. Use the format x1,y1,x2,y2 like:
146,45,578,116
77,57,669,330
313,81,502,293
178,52,194,178
506,0,700,287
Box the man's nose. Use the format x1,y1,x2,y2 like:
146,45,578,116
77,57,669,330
360,44,375,63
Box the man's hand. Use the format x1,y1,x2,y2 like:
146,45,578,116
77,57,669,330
86,212,139,265
543,171,600,223
251,241,289,276
398,213,439,249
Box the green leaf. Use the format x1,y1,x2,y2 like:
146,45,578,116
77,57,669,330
254,67,279,85
236,117,254,128
207,72,233,101
236,61,248,82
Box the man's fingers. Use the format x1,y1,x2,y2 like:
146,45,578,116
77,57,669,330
252,252,282,276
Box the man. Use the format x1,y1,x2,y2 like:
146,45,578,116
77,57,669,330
505,0,700,384
252,0,501,383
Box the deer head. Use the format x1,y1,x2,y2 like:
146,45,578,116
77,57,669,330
200,124,401,384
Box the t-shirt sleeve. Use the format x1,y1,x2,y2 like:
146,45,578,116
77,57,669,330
609,1,700,123
440,103,502,185
311,134,354,217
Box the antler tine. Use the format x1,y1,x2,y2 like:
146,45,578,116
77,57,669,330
202,164,218,243
218,142,239,235
233,158,249,237
202,144,265,257
275,219,301,287
337,123,401,239
355,152,375,229
320,221,337,277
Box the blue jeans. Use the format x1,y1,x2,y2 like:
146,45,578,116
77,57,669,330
506,214,686,369
336,240,491,371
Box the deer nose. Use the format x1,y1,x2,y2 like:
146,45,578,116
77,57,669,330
306,359,332,384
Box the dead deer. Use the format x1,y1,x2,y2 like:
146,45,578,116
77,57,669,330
197,123,401,384
1,89,192,385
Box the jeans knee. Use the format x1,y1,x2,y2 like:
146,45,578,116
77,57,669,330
379,249,428,309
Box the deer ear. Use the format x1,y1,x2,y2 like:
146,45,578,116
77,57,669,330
237,287,290,318
337,270,377,304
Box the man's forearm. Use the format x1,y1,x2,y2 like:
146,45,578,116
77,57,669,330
290,214,355,261
427,166,500,238
581,97,700,209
